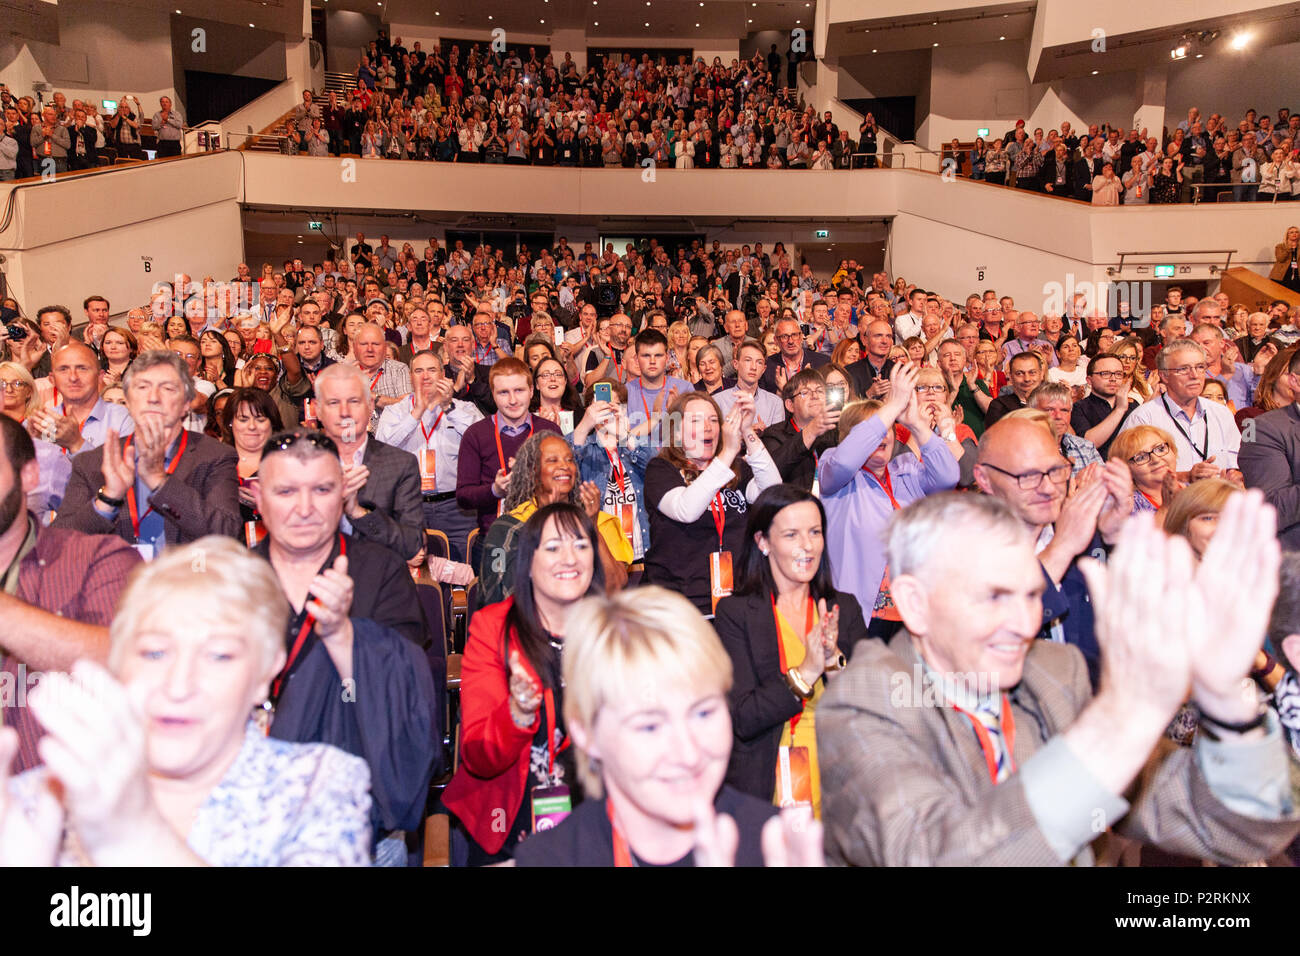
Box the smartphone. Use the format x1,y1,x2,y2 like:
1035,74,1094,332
825,385,846,411
594,382,612,403
553,327,565,346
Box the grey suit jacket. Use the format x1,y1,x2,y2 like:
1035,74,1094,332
1238,403,1300,549
817,631,1300,866
352,438,424,561
54,431,240,544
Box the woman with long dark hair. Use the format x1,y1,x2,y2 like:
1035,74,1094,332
199,329,237,389
530,356,583,434
713,484,866,816
442,502,606,865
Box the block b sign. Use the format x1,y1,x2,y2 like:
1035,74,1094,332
1042,274,1151,319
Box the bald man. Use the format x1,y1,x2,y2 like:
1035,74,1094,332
973,418,1132,685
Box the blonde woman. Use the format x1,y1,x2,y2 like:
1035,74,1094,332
1,537,371,866
0,362,40,423
513,586,822,867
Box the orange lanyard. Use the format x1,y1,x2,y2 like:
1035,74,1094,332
542,686,569,777
772,594,815,736
862,466,901,510
1138,489,1159,509
54,398,89,456
708,492,726,551
492,413,532,472
951,696,1016,785
124,431,189,539
609,800,635,867
638,379,653,424
416,397,445,447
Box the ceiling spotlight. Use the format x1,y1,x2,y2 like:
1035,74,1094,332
1091,70,1099,75
795,19,800,23
695,22,699,26
932,42,939,47
249,22,254,27
1230,32,1251,50
646,21,650,26
1195,53,1203,58
871,48,877,53
1169,45,1187,59
999,36,1005,41
540,18,544,23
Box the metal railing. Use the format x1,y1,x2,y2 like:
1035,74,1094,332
1108,249,1237,276
1190,181,1292,204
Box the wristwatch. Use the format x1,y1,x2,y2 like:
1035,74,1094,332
96,486,126,509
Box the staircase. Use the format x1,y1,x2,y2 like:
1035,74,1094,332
324,71,357,97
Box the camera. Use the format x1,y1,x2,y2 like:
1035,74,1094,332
5,323,28,341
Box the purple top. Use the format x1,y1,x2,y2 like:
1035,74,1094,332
817,416,960,613
455,413,563,532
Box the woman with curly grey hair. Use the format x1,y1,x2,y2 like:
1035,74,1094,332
475,431,633,605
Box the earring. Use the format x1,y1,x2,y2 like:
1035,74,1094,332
760,546,770,556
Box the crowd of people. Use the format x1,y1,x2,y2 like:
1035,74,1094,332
944,105,1300,204
3,223,1300,868
1,85,182,179
276,32,882,171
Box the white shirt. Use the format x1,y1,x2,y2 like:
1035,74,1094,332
1117,394,1240,471
714,385,786,430
894,311,924,344
374,397,483,494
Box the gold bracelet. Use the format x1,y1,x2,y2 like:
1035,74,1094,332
785,667,814,699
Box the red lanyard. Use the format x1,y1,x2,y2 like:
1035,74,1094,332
951,696,1017,785
1138,489,1159,509
606,448,626,497
772,594,815,736
492,413,532,472
271,534,346,702
862,466,901,510
124,431,189,539
54,399,89,455
416,396,445,447
609,800,634,867
542,686,569,777
783,353,803,379
638,379,653,424
708,492,726,551
367,368,383,392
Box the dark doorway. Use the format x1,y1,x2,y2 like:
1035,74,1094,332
841,96,917,142
311,6,329,71
183,70,279,126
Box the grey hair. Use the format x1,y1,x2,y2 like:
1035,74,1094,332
124,349,197,402
1155,337,1207,373
1030,381,1073,407
503,432,576,512
313,361,374,411
886,492,1030,579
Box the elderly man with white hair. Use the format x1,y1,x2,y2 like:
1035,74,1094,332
314,361,424,564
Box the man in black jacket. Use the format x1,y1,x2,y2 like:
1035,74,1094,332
761,369,840,491
66,107,99,170
1072,141,1104,201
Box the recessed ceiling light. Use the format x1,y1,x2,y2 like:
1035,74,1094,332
999,36,1005,40
174,9,181,13
645,21,650,26
795,19,800,23
1195,53,1203,58
540,18,545,23
933,21,937,25
748,18,752,23
249,22,254,27
488,14,492,18
594,20,598,25
1091,70,1098,74
932,42,938,46
871,48,877,53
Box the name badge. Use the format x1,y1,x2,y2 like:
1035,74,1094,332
133,543,155,562
709,550,733,613
558,410,575,435
244,520,267,548
418,448,437,492
775,745,814,819
530,785,572,833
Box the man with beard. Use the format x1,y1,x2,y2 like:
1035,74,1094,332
0,414,141,773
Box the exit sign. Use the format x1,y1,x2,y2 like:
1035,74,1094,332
977,128,990,137
1154,264,1175,278
815,229,829,239
308,221,323,231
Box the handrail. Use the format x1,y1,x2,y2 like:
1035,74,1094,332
1109,249,1237,276
1190,181,1288,205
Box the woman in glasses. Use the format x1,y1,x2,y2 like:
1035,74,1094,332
692,344,732,397
713,484,866,817
1109,425,1180,514
0,362,39,423
443,503,606,865
817,364,959,637
530,356,583,435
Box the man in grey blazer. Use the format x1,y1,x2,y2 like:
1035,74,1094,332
315,362,424,564
55,351,239,554
1239,353,1300,548
818,491,1299,866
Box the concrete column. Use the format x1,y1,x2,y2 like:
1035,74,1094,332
1132,66,1167,141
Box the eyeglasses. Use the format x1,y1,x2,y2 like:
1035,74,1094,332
1165,363,1208,377
1128,442,1171,466
0,379,31,392
981,461,1071,490
536,371,565,382
1091,370,1125,379
794,387,825,400
775,332,801,341
915,384,947,395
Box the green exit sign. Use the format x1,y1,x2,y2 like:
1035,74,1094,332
308,221,323,231
1154,264,1175,278
815,229,829,239
977,128,990,137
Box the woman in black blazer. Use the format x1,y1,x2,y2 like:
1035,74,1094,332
713,484,867,816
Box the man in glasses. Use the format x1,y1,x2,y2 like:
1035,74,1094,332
760,317,828,393
974,417,1131,685
1069,354,1137,459
761,368,840,491
1118,337,1242,484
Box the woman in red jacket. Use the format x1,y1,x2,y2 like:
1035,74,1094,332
442,502,606,864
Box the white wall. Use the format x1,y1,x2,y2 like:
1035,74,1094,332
1165,39,1300,125
0,152,244,313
